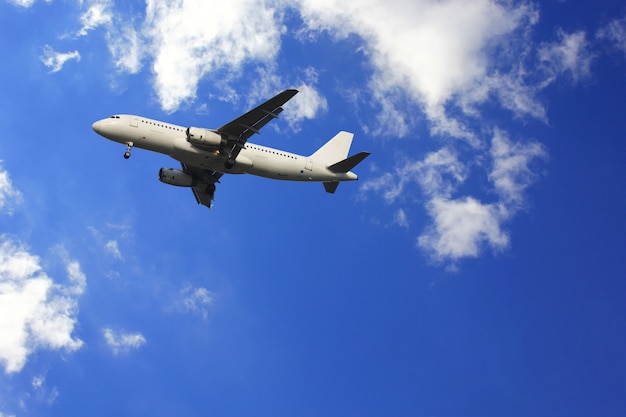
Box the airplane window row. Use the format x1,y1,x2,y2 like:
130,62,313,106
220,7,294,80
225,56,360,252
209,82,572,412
248,145,297,160
141,119,184,132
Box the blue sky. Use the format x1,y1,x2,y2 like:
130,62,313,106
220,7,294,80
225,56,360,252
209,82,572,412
0,0,625,415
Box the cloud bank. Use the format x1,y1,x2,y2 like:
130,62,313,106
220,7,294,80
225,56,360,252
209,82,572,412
0,165,85,374
0,238,86,374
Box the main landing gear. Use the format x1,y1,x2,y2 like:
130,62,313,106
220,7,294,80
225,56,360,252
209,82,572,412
123,142,133,159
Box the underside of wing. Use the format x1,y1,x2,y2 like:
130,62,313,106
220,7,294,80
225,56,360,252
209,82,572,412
217,89,299,162
182,163,223,209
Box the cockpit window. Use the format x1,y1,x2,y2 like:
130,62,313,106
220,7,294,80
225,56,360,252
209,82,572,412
109,115,121,119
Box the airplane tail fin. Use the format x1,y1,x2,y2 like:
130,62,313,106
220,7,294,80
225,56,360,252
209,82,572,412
312,132,370,194
310,131,354,165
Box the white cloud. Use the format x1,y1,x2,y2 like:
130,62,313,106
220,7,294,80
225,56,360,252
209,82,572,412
139,0,284,112
361,130,547,264
394,208,409,228
538,29,593,84
359,171,398,204
88,224,130,261
102,328,146,355
40,45,81,73
360,147,467,203
0,237,85,374
418,197,509,262
297,0,539,139
104,240,123,260
77,0,113,36
85,0,566,135
489,129,547,210
240,67,328,130
106,24,143,73
484,72,547,122
32,374,59,405
414,148,467,197
597,16,626,58
0,163,22,214
174,285,214,320
6,0,36,7
284,84,328,128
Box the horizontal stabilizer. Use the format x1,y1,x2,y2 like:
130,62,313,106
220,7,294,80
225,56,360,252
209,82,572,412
327,152,371,173
323,181,340,194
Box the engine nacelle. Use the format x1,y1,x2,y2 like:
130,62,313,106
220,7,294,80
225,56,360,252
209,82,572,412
158,168,195,187
186,127,224,148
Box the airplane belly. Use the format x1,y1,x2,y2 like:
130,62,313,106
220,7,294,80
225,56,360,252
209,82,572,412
171,140,220,170
171,140,252,174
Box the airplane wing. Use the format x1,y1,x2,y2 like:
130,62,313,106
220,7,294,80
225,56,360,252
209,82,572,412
181,163,223,209
181,89,298,208
217,88,299,162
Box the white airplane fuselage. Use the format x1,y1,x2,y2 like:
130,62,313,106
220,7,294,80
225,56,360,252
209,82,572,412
92,114,358,182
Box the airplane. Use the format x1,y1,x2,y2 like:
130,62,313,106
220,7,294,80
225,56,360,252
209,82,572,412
92,88,370,209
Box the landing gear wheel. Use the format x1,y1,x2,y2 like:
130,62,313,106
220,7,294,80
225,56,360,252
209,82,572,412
123,142,134,159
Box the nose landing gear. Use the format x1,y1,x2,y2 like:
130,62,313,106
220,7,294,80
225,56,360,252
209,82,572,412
124,142,134,159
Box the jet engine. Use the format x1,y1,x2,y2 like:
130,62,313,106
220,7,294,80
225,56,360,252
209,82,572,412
186,127,225,148
158,168,195,187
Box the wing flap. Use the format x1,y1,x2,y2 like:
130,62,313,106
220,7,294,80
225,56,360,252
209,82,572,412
182,163,223,209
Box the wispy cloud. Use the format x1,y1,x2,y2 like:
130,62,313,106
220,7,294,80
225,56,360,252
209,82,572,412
597,15,626,58
104,240,123,260
40,45,80,73
77,0,113,36
6,0,36,7
32,374,59,405
0,238,85,374
360,147,467,203
107,23,143,74
102,328,146,355
172,285,215,320
0,162,22,214
489,129,548,210
538,29,594,85
393,208,409,228
361,130,547,266
88,223,130,260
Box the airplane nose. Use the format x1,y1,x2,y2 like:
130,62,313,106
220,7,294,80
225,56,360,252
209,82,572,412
92,120,102,134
